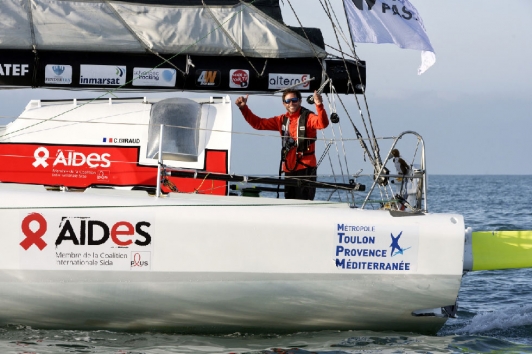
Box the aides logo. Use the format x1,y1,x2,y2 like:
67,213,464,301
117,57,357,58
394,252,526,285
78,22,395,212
45,64,73,84
19,214,152,251
195,70,221,87
32,147,111,169
229,69,249,88
20,213,48,251
55,217,151,248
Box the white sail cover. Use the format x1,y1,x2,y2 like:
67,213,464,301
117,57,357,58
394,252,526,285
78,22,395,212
0,0,326,58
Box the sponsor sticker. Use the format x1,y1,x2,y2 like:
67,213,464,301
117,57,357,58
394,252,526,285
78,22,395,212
229,69,249,88
0,143,162,189
268,73,311,91
80,65,126,86
45,65,73,84
31,145,113,182
0,63,29,77
33,146,111,169
19,211,153,271
195,70,221,87
102,138,140,144
334,223,419,272
132,67,176,87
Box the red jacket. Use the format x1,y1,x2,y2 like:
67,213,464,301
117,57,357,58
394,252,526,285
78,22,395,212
239,104,329,172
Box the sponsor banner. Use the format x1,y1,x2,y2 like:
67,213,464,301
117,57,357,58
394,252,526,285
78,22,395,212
80,65,126,86
229,69,249,88
268,73,311,91
132,67,176,87
19,211,153,271
334,223,419,272
0,63,30,77
45,64,73,84
195,70,221,87
0,144,148,187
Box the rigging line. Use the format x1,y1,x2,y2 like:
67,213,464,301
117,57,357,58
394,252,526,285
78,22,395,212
312,2,375,165
284,0,327,74
7,114,376,144
323,96,347,184
0,200,338,210
322,94,351,204
324,44,358,61
337,1,384,170
24,0,36,50
203,1,262,78
333,89,376,165
327,85,350,181
320,132,343,203
410,137,421,167
319,0,356,56
316,140,333,169
25,0,38,87
321,1,379,166
104,1,186,77
0,2,255,141
326,86,352,180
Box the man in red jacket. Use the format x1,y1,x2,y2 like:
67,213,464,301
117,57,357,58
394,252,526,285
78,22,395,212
235,89,329,200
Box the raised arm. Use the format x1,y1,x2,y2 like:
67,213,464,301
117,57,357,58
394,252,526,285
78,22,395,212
307,91,329,129
235,95,281,132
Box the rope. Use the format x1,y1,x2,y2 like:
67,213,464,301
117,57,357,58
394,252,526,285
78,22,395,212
0,201,338,211
284,0,328,74
194,172,211,193
318,0,356,56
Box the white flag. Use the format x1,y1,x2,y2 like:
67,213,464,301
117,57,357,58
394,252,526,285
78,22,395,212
343,0,436,74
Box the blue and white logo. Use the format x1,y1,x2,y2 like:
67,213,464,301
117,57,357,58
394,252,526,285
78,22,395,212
45,64,72,84
52,65,65,75
162,69,175,82
132,67,176,87
334,224,419,272
389,231,412,257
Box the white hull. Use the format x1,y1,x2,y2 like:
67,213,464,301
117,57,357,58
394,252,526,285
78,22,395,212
0,184,465,333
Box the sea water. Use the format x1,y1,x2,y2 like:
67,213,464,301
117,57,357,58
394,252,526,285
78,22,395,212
1,175,532,353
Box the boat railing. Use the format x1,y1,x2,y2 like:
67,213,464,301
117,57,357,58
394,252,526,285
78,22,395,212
362,131,427,212
154,124,425,209
153,122,366,198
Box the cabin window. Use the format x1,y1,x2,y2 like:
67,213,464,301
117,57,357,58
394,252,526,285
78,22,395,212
146,98,202,162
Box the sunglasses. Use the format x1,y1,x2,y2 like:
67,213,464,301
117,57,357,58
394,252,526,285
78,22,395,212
283,97,300,104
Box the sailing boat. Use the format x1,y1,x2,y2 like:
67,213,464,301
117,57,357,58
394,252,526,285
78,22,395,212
0,0,529,334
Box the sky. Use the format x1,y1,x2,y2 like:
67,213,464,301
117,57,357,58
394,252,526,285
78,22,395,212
1,0,531,176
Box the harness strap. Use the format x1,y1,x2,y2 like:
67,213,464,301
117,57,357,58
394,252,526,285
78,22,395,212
281,107,316,153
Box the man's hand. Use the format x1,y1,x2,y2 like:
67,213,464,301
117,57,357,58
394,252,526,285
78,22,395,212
313,90,323,105
235,95,249,108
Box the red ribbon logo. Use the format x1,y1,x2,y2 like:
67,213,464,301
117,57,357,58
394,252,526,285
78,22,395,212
20,213,48,250
132,252,142,267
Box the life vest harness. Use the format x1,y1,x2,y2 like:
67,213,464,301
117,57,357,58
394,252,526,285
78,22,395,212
281,107,316,168
276,107,316,197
